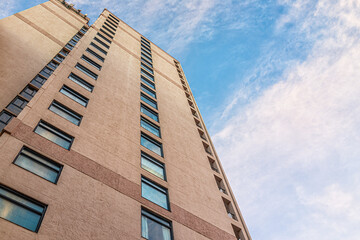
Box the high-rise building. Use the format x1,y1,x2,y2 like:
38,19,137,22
0,1,251,239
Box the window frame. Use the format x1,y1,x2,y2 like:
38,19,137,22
141,208,173,240
141,132,163,157
86,48,105,62
80,55,102,71
141,76,155,89
141,93,157,109
60,85,89,107
94,37,110,49
141,151,166,180
141,176,170,210
90,42,108,55
48,100,83,126
140,103,159,122
141,116,160,137
75,63,98,80
141,83,156,98
68,73,94,92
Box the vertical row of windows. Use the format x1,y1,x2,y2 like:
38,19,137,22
138,36,173,240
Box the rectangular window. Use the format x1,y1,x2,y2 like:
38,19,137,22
141,43,151,53
141,93,157,109
20,85,37,100
54,54,65,63
47,61,59,71
49,101,82,125
141,177,169,209
94,37,110,49
81,55,102,70
90,42,108,55
141,84,156,98
141,69,154,81
141,39,151,48
34,120,74,150
86,48,105,62
141,63,154,74
68,73,94,92
141,209,172,240
65,43,74,50
109,14,119,23
39,67,54,78
72,33,82,42
79,26,88,35
100,28,113,39
31,75,47,88
105,19,117,29
108,16,119,25
141,152,165,180
141,52,152,63
141,132,163,156
141,76,155,89
7,96,28,115
0,184,47,232
141,57,153,68
141,117,160,137
141,104,158,122
60,85,89,107
59,49,69,56
0,110,14,131
13,147,63,183
141,47,152,57
141,37,150,46
68,39,77,47
97,33,112,44
75,63,98,80
104,22,116,32
102,25,115,36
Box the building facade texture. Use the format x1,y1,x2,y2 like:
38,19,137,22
0,1,251,239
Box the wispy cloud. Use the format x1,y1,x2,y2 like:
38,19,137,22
213,0,360,239
0,0,17,19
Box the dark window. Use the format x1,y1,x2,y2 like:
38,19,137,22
141,69,154,81
59,49,69,56
94,37,110,49
141,76,155,89
141,57,153,68
86,48,105,62
31,75,47,88
49,101,82,126
68,39,77,47
141,47,152,57
141,117,160,137
7,96,28,115
141,44,151,53
108,16,119,24
105,19,117,29
109,14,119,23
141,52,152,63
107,18,118,27
100,28,113,39
79,26,88,35
141,132,163,156
96,33,111,44
68,73,94,92
141,104,158,122
72,33,82,42
0,184,47,232
13,147,63,183
141,209,172,240
81,55,102,70
75,63,98,80
39,67,54,78
141,39,151,48
102,25,115,35
60,85,89,107
104,21,116,32
0,110,14,131
141,84,156,98
47,61,59,71
141,152,165,180
141,177,169,209
90,42,108,55
141,63,154,74
141,93,157,109
54,54,65,63
141,37,151,46
20,85,37,100
65,43,74,50
34,120,74,150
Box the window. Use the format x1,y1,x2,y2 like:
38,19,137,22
7,96,28,115
13,147,63,183
141,76,155,89
109,14,119,23
79,26,88,35
81,55,102,70
232,225,245,240
94,37,110,49
141,52,152,63
141,104,158,122
75,63,98,80
141,44,151,53
208,157,219,173
105,19,117,29
68,73,94,92
47,61,59,71
141,133,163,156
215,176,227,194
39,67,53,78
72,33,82,42
60,85,89,107
141,209,172,240
141,57,153,68
20,85,37,100
100,28,113,39
102,25,115,35
97,33,111,44
141,84,156,98
68,39,77,47
59,49,69,56
104,22,116,32
141,37,150,46
141,39,151,48
141,63,154,74
141,177,169,209
90,42,108,55
0,110,14,131
141,47,152,57
223,198,237,220
65,43,74,50
31,75,47,88
141,93,157,109
54,54,65,63
141,117,160,137
34,120,74,150
0,184,47,232
86,48,105,62
49,101,82,125
141,152,165,180
141,69,154,81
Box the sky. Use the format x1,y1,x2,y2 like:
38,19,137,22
2,0,360,239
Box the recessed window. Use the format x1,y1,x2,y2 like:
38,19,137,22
104,22,116,32
72,33,82,42
0,184,47,232
102,25,115,36
97,33,112,44
215,176,227,194
75,63,98,80
68,73,94,92
141,132,163,156
232,224,245,240
60,85,89,107
105,19,117,29
141,177,169,209
90,42,108,55
141,52,152,63
0,110,14,131
141,40,151,49
54,54,65,63
141,209,172,240
6,96,28,115
141,117,160,137
141,57,153,68
141,93,157,109
109,14,119,23
141,63,154,74
208,157,219,173
86,48,105,62
94,37,110,49
223,198,237,220
141,104,158,122
141,76,155,89
34,120,74,150
141,84,156,98
141,152,165,180
31,75,47,88
141,43,151,53
141,47,152,57
100,28,113,39
68,39,77,47
47,61,59,71
141,69,154,81
141,37,150,45
65,43,74,50
49,101,82,125
79,26,88,35
59,49,69,56
81,55,102,71
13,147,63,183
39,67,54,78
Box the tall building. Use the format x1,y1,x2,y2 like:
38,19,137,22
0,1,251,239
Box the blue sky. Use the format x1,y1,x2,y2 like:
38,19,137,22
2,0,360,239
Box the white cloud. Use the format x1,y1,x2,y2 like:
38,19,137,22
0,0,17,19
213,0,360,239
